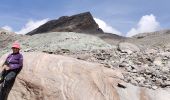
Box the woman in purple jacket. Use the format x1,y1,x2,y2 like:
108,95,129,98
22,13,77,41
0,42,23,100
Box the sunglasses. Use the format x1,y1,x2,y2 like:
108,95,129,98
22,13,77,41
12,47,19,50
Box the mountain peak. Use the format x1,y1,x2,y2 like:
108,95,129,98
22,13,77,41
27,12,103,35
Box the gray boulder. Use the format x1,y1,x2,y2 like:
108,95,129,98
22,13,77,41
118,42,140,54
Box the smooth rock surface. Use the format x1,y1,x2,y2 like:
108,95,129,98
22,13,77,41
0,52,170,100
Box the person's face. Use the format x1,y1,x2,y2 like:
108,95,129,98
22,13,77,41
12,47,20,53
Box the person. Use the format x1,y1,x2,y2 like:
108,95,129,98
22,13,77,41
0,42,23,100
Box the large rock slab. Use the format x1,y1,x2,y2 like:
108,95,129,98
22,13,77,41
0,52,170,100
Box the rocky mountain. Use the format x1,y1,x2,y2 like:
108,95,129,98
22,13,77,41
0,52,170,100
27,12,103,35
26,12,126,45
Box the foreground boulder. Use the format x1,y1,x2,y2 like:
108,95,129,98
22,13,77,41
0,52,170,100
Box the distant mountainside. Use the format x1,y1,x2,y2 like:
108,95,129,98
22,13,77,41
0,28,14,34
95,32,126,45
27,12,104,35
126,29,170,48
133,29,170,38
0,28,23,55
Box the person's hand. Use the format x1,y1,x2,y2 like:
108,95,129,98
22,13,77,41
4,65,10,70
5,67,10,70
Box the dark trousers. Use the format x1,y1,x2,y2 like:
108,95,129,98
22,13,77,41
0,68,21,100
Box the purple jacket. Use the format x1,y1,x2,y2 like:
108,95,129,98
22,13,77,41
5,53,23,70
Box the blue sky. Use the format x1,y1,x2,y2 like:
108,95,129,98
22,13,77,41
0,0,169,36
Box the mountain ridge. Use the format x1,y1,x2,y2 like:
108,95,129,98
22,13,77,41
27,12,104,35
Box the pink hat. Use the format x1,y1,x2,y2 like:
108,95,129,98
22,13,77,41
12,42,21,49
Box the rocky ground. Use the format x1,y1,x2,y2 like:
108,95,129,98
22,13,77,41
49,43,170,89
1,30,170,91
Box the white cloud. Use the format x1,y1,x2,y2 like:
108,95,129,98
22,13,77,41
16,18,49,34
2,26,13,32
94,18,122,35
126,14,160,37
